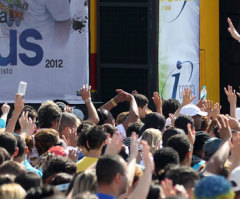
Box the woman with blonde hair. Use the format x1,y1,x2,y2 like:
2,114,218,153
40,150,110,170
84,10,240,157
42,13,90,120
71,169,97,198
0,183,26,199
141,128,162,154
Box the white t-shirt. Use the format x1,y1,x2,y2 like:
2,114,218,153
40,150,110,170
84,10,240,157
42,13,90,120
0,0,70,47
116,124,126,138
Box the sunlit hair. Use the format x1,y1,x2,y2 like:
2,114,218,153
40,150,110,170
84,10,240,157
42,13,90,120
141,128,162,153
0,183,26,199
116,112,129,126
72,169,97,197
34,129,59,156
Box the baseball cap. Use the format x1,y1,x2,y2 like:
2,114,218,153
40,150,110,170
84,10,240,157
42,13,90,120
180,104,208,117
55,102,67,112
48,146,67,157
73,108,84,120
229,166,240,192
203,137,221,160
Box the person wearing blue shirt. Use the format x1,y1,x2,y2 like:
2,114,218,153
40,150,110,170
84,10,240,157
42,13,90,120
95,154,128,199
14,134,42,177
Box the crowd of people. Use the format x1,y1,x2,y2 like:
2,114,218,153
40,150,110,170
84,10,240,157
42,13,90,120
0,82,240,199
0,16,240,199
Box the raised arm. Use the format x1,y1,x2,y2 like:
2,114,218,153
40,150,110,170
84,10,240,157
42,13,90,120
81,84,99,124
126,132,138,188
118,90,139,130
229,132,240,173
0,103,10,126
227,18,240,42
174,87,196,117
19,111,35,136
224,85,237,119
128,141,154,199
5,94,24,133
100,90,129,111
187,123,196,167
203,115,231,174
152,92,163,115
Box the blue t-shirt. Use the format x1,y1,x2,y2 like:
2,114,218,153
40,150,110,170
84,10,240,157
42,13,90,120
96,193,116,199
24,159,43,177
0,119,6,128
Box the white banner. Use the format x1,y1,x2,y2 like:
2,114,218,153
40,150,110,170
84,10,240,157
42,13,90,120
158,0,199,103
0,0,89,103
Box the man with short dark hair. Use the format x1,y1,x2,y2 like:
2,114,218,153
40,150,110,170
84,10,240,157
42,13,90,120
42,155,76,183
153,147,180,178
58,112,80,148
165,166,200,199
15,171,43,191
142,112,166,132
134,94,149,120
76,125,108,173
13,134,42,176
162,99,180,119
174,115,194,134
0,160,25,176
96,154,128,199
167,134,191,166
0,133,18,159
38,101,62,131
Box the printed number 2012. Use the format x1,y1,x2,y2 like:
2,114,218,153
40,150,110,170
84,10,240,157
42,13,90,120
46,59,63,68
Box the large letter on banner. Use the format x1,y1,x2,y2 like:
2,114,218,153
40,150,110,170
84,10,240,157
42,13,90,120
0,0,89,103
158,0,199,103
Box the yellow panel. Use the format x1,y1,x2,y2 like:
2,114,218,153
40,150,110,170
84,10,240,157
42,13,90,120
199,49,206,86
90,0,97,53
200,0,220,103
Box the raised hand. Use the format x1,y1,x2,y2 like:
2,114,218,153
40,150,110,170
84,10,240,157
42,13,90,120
169,113,176,127
68,148,81,163
196,96,207,110
14,94,24,113
62,128,78,147
203,100,221,119
105,131,124,155
129,132,138,159
19,111,35,136
224,85,237,105
161,178,188,199
187,123,196,146
152,92,163,114
1,103,10,115
116,89,132,101
80,84,91,101
227,18,240,42
216,115,232,141
141,140,154,171
226,114,240,131
182,87,196,106
114,89,130,103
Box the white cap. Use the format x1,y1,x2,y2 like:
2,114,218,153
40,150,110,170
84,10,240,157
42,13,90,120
179,104,208,117
229,166,240,192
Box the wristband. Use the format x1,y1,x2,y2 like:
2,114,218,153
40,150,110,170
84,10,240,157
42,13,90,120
85,98,91,104
111,98,117,107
